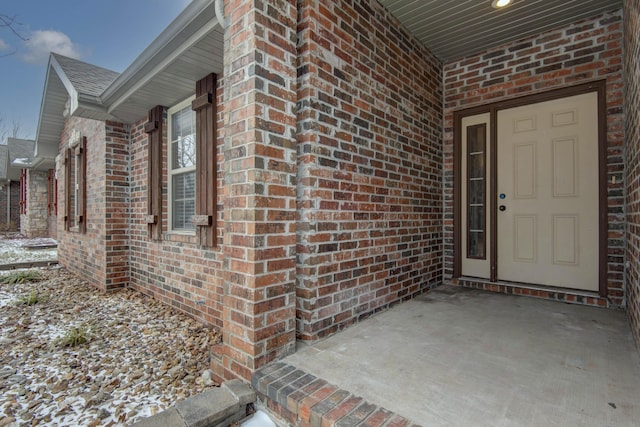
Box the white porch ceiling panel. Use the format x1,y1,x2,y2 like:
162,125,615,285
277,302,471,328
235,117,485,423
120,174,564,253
378,0,623,62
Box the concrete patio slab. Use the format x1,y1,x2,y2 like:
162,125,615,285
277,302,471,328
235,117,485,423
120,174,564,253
283,285,640,426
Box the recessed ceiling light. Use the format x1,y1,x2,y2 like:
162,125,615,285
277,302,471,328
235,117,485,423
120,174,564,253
492,0,513,8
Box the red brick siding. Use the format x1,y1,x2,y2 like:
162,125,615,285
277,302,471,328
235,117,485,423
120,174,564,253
443,10,625,305
10,181,20,227
624,0,640,347
216,0,299,381
296,0,443,341
128,84,225,328
57,117,127,292
105,121,130,289
0,181,20,229
0,187,7,227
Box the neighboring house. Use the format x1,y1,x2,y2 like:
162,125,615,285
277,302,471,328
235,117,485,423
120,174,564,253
30,0,639,384
0,138,56,236
0,143,20,230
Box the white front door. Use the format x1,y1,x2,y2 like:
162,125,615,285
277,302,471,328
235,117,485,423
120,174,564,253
496,92,599,291
460,91,600,291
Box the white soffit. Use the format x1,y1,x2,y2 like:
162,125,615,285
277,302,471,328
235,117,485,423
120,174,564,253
378,0,623,62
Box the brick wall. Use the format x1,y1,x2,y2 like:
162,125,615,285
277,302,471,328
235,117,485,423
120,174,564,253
57,116,129,291
443,9,625,305
48,213,57,239
10,181,19,228
104,121,130,289
0,181,20,230
128,85,225,329
295,0,443,341
624,0,640,347
0,185,7,227
214,0,299,381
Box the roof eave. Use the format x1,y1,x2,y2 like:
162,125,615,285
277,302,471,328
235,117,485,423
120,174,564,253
76,94,113,121
101,0,218,111
34,56,75,160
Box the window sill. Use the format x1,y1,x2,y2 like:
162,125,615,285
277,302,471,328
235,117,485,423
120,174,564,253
164,232,196,244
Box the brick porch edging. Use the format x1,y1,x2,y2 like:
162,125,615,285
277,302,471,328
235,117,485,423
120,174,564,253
452,278,610,307
252,362,421,427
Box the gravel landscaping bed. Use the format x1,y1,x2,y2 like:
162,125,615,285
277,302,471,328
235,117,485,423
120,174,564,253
0,267,221,426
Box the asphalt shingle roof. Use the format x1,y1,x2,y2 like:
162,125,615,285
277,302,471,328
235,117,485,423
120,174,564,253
0,138,35,180
7,138,35,163
52,53,120,97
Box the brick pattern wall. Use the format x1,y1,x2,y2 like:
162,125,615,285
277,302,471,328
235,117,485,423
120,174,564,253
214,0,298,381
624,0,640,347
10,181,20,227
295,0,443,341
20,170,49,237
0,181,20,229
48,213,57,239
104,121,130,289
128,85,225,328
0,186,8,227
57,117,128,291
443,10,625,305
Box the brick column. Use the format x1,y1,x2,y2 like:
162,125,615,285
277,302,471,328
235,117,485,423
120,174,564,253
21,170,50,237
104,121,130,291
213,0,298,381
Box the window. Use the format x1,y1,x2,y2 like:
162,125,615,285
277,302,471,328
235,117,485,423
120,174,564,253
19,169,27,214
47,169,57,216
168,97,196,232
67,152,75,223
64,133,86,232
146,73,217,246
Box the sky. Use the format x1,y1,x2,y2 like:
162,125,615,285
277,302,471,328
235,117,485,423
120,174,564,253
0,0,191,141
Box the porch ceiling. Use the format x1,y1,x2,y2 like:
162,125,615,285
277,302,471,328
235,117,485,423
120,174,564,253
378,0,622,62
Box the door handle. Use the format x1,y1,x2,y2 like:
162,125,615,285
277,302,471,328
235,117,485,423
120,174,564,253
499,205,506,211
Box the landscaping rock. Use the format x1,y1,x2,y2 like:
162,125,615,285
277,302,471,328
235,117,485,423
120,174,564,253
0,267,221,426
0,367,16,379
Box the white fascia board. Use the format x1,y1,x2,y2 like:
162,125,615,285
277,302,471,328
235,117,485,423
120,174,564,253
49,55,79,114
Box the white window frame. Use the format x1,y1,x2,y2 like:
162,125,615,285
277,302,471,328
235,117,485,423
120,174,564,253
167,96,196,234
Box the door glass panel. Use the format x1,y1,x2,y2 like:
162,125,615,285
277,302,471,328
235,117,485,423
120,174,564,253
469,231,485,259
467,124,486,259
469,180,485,204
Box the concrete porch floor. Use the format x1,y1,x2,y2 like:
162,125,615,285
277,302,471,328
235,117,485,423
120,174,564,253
282,285,640,426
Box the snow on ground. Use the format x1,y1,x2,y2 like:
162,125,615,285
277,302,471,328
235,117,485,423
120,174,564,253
0,236,58,266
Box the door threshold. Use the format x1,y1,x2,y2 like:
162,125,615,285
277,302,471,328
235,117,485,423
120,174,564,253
450,276,611,308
